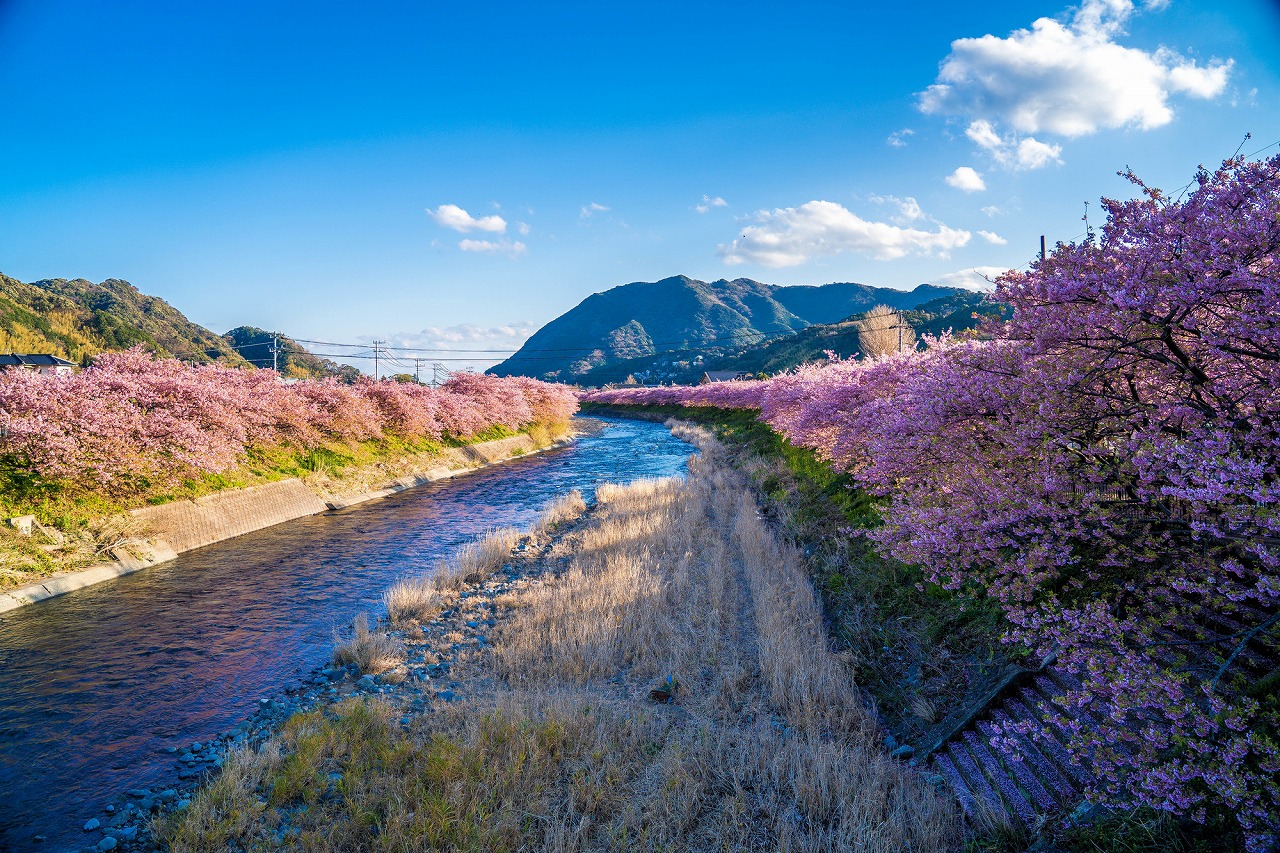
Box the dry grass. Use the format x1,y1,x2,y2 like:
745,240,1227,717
161,427,960,852
385,523,529,628
332,613,403,675
534,488,587,535
383,575,442,625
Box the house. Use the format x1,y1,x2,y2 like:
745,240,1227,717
0,353,77,376
697,370,753,385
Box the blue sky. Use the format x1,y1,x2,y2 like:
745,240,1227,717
0,0,1276,372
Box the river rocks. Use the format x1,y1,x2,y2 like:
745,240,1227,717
83,818,100,831
96,836,117,851
356,674,377,690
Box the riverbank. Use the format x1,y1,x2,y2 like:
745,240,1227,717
136,423,958,852
0,426,574,614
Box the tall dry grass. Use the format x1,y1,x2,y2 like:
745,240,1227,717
161,428,959,852
332,612,403,675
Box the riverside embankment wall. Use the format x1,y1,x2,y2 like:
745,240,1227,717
0,433,560,614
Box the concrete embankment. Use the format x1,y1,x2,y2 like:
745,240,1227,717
0,433,566,614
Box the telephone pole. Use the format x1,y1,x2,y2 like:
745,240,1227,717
373,340,382,380
271,335,279,373
413,358,422,384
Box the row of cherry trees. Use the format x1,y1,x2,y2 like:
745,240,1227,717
0,348,578,494
584,156,1280,848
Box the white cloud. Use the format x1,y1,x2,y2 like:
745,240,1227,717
458,238,527,258
886,128,915,147
932,265,1011,292
919,0,1232,138
384,320,538,352
946,166,987,192
516,221,530,236
981,205,1003,217
426,203,507,234
869,194,924,224
965,119,1064,170
978,230,1008,245
580,202,610,218
368,321,540,375
696,195,729,213
719,200,970,268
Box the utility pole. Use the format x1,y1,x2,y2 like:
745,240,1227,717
272,335,279,373
373,340,382,380
1040,235,1047,262
413,358,422,384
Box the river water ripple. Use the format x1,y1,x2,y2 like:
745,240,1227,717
0,417,691,851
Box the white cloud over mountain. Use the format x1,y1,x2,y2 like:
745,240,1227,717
931,265,1012,292
719,200,970,268
919,0,1231,142
426,203,508,233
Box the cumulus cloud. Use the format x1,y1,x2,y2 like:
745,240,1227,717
886,128,915,147
719,200,970,268
932,265,1012,292
919,0,1232,138
580,202,610,218
426,203,508,234
978,230,1008,245
946,167,987,192
696,195,729,213
516,221,531,236
458,238,527,258
965,119,1063,170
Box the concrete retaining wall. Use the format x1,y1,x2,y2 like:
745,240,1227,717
0,432,563,615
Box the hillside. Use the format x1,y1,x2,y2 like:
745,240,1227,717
573,291,1000,386
223,326,362,381
487,275,964,381
0,273,247,365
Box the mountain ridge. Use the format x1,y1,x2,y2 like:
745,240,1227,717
488,274,968,380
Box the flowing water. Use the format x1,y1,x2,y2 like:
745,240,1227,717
0,417,691,851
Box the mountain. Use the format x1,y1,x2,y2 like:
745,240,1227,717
0,273,248,365
487,274,968,381
570,291,1003,386
223,326,362,381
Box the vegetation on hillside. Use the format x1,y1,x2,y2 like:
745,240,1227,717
0,273,248,365
489,274,966,381
222,326,362,381
571,290,998,387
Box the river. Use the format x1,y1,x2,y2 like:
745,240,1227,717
0,417,691,851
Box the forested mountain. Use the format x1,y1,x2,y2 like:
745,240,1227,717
223,326,362,381
571,291,1000,386
0,273,247,365
488,274,969,381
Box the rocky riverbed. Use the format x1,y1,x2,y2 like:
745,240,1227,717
70,518,582,853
